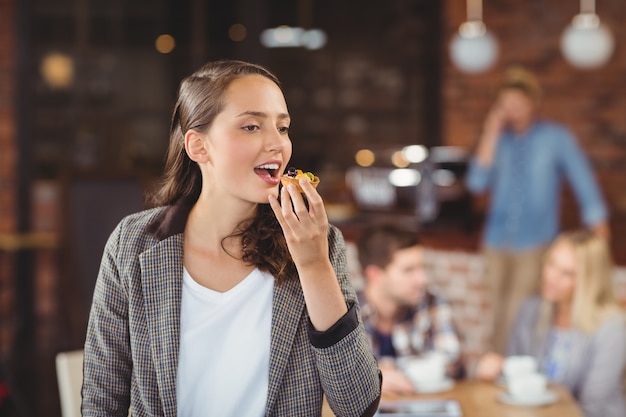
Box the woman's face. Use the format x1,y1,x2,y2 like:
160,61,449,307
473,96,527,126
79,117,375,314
496,89,536,133
542,241,577,304
201,74,293,203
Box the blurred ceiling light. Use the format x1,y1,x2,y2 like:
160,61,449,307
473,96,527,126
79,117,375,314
355,149,375,167
155,34,176,54
430,146,468,163
391,150,410,168
260,26,327,50
449,0,498,74
402,145,428,164
40,52,74,89
229,23,247,42
300,29,327,50
388,169,421,187
560,0,614,69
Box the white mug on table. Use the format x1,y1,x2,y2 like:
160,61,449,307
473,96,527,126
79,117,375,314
399,352,448,390
503,356,549,399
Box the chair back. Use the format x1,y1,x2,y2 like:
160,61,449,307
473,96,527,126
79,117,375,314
55,350,84,417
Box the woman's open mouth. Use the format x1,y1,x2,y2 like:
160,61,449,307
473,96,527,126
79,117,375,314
254,163,280,185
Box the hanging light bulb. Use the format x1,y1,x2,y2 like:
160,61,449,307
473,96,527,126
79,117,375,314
560,0,615,69
449,0,499,74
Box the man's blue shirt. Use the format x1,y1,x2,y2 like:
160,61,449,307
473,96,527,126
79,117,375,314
466,120,607,250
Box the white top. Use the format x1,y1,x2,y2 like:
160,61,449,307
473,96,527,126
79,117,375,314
176,267,274,417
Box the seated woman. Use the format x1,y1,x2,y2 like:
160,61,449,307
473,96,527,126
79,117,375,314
477,229,626,417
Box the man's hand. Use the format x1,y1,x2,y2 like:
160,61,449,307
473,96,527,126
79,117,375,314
379,362,415,397
475,352,504,381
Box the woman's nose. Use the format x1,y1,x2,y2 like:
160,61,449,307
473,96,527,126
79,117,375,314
266,130,286,152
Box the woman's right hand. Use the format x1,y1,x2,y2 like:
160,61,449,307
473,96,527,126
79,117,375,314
475,352,504,381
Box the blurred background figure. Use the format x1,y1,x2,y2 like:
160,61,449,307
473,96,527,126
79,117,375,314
356,223,464,396
476,230,626,417
466,66,609,355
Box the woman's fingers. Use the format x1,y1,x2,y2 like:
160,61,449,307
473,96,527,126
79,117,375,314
284,184,311,225
267,185,310,236
299,179,327,225
269,182,329,267
268,193,285,225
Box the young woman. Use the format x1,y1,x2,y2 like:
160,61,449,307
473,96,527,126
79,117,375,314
477,230,626,417
81,59,381,417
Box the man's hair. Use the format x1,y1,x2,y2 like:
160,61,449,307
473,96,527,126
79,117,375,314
497,65,543,103
357,224,421,270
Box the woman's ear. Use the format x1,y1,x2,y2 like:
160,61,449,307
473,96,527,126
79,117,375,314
184,129,209,163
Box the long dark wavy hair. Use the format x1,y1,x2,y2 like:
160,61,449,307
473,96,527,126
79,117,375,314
150,59,295,283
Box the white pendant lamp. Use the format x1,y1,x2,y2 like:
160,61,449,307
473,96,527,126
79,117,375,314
449,0,499,74
560,0,615,69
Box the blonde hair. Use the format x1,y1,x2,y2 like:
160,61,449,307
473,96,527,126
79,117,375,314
497,65,543,104
537,230,621,337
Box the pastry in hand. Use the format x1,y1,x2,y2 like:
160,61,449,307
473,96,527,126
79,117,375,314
280,167,320,193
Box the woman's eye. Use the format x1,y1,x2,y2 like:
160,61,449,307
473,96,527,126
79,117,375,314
243,125,259,132
278,126,290,134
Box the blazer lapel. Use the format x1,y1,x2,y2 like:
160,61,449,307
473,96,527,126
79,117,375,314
265,276,305,414
139,234,184,417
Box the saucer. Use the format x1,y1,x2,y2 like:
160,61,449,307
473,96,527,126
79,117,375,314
498,390,558,407
413,378,454,394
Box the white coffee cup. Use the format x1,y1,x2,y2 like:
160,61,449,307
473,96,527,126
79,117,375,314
507,372,548,399
402,352,447,387
503,355,538,381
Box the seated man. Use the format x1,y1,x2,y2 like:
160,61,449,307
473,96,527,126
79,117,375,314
356,224,464,395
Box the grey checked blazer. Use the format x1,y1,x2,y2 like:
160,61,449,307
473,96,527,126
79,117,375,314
82,199,381,417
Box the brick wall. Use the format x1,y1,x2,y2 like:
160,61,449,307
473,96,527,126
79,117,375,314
441,0,626,263
0,0,16,357
346,242,626,374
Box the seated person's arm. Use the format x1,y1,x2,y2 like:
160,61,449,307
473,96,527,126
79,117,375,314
431,297,464,378
577,315,626,417
475,352,504,381
378,358,415,396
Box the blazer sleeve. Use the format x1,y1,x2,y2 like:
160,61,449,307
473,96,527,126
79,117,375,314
309,225,382,417
82,219,132,417
577,314,626,417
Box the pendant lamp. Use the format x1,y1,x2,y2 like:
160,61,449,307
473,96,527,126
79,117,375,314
449,0,499,74
560,0,614,69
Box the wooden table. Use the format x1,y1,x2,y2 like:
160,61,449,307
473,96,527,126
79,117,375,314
377,380,583,417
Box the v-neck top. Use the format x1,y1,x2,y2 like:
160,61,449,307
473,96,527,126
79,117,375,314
176,266,274,417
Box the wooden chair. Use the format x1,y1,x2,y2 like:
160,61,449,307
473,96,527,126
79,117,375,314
55,350,84,417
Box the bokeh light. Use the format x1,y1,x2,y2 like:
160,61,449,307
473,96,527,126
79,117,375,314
229,24,247,42
355,149,375,167
388,169,421,187
402,145,428,164
391,150,410,168
155,34,176,54
40,52,74,89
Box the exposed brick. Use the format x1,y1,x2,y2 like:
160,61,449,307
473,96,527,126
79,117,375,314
442,0,626,263
0,0,17,357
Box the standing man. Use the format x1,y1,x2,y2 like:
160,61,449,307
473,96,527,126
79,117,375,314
466,66,609,355
357,224,463,395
